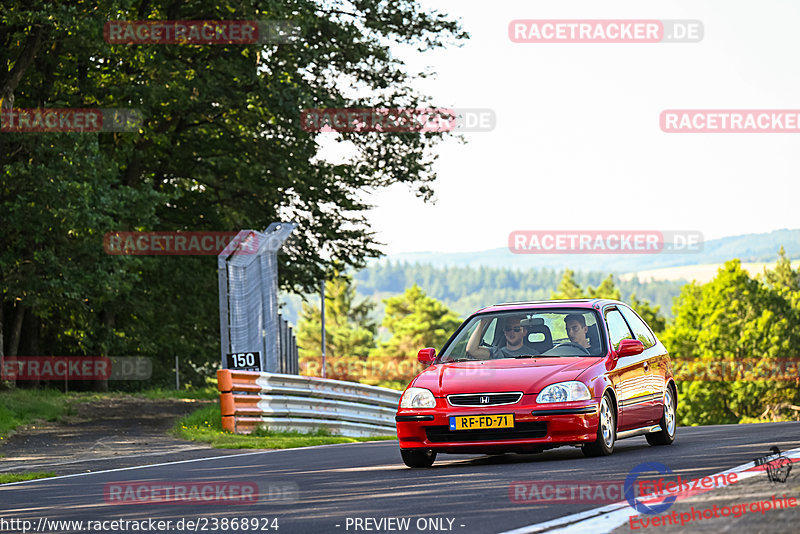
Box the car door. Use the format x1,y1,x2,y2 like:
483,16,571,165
604,307,650,430
619,305,667,424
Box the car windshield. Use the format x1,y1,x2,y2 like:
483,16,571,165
439,308,605,362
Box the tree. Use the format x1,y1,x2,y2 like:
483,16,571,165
368,285,461,382
761,247,800,309
551,269,584,299
0,1,467,386
662,257,800,425
295,274,376,380
629,293,666,335
587,274,621,301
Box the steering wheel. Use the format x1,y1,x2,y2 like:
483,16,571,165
554,342,590,355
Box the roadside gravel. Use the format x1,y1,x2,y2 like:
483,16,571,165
0,396,253,477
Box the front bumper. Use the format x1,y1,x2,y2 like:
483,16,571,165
396,395,599,453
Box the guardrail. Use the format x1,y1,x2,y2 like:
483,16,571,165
217,370,402,437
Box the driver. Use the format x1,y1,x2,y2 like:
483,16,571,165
466,315,531,359
565,313,591,349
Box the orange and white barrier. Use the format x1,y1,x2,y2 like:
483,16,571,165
217,370,401,437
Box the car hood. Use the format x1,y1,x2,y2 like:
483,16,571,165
412,358,594,396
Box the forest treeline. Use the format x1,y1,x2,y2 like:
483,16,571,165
353,262,684,318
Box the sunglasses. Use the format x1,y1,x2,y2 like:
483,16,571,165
504,326,522,333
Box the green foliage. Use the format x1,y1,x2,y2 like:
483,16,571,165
664,256,800,425
0,388,72,438
586,275,622,301
136,386,218,400
371,284,461,360
548,270,666,334
675,381,738,426
551,269,584,299
0,1,467,387
296,274,377,379
173,404,394,448
629,294,666,335
761,247,800,308
663,259,799,361
0,472,56,484
295,279,460,383
354,262,681,321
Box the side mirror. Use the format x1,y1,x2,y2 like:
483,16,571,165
617,339,644,357
417,348,436,364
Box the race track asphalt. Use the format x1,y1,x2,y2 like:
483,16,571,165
1,422,798,534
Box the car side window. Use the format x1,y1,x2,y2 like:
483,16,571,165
618,306,656,349
605,309,633,351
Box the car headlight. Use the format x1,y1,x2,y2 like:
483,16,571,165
400,387,436,408
536,381,591,403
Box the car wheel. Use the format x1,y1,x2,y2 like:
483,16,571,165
582,393,616,457
400,449,437,468
646,386,676,446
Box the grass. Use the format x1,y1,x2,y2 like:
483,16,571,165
0,385,219,440
0,389,72,440
135,386,218,400
173,404,396,449
0,472,56,484
0,385,394,451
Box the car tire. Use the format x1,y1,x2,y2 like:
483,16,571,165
582,394,616,457
646,386,677,446
400,449,437,468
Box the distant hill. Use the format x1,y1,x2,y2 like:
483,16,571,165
620,260,800,284
280,263,686,326
352,263,684,319
278,230,799,326
383,229,800,273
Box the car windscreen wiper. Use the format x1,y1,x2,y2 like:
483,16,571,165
442,358,475,363
514,354,560,358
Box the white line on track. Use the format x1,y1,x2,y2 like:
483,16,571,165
0,440,394,487
497,446,800,534
0,446,209,472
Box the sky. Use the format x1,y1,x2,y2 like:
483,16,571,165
352,0,800,255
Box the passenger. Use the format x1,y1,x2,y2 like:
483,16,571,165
466,315,531,359
565,313,591,349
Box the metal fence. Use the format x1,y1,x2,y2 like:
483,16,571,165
218,223,297,373
278,314,298,375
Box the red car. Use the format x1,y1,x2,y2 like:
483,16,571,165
395,299,677,468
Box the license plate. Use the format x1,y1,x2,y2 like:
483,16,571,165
449,414,514,431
